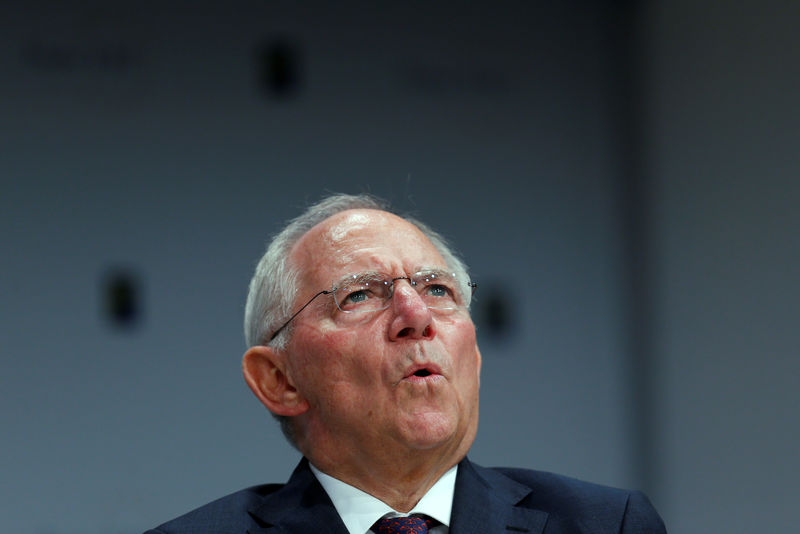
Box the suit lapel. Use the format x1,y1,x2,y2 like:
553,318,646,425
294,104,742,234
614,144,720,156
245,457,548,534
450,458,548,534
246,458,349,534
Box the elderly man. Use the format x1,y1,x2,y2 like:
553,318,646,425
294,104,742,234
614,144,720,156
145,194,666,534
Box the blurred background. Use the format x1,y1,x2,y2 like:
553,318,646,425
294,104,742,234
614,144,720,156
2,1,798,533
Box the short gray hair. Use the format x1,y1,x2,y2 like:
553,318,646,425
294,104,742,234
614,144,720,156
243,193,472,445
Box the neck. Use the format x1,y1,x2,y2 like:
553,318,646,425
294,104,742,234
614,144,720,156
302,438,469,512
313,454,461,512
294,404,477,511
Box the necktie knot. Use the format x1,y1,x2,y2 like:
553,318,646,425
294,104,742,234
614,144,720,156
372,514,436,534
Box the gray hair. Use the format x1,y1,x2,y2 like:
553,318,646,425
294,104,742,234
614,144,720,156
243,193,472,445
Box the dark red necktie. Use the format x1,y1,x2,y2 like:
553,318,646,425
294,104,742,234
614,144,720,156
372,515,437,533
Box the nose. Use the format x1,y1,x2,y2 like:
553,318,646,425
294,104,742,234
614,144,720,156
388,280,436,341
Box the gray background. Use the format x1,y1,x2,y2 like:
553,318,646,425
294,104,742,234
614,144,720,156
1,2,798,533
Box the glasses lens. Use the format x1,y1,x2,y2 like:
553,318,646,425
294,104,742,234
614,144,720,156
334,273,393,313
413,270,465,310
333,271,472,314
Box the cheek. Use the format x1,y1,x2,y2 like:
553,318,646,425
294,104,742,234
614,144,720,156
319,328,351,352
448,321,480,375
293,328,379,387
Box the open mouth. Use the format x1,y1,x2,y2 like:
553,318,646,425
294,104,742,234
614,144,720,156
403,363,442,381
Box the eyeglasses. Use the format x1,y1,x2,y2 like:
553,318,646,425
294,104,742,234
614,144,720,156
268,269,477,341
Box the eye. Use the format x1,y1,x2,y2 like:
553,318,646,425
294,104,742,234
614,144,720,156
414,271,461,309
334,275,392,312
343,289,369,304
425,284,450,298
421,281,458,305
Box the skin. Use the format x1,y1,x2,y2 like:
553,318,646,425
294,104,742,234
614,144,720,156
242,209,481,512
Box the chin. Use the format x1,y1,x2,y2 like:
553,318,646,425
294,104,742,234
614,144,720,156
399,411,462,450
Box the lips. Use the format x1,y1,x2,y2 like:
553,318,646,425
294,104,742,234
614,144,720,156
403,363,443,380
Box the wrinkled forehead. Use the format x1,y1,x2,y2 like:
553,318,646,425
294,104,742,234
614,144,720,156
289,209,446,288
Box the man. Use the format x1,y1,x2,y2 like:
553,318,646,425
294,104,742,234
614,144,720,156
145,193,666,534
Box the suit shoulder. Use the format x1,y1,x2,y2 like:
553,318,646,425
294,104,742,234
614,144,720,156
145,483,283,534
482,466,666,533
492,466,629,504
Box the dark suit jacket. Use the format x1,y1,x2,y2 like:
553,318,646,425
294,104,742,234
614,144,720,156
145,457,666,533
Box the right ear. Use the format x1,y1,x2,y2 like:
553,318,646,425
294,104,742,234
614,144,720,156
242,345,309,417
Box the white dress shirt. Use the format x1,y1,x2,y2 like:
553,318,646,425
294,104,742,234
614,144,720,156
309,463,457,534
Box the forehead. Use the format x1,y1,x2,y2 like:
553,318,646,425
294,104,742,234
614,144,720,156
290,209,446,286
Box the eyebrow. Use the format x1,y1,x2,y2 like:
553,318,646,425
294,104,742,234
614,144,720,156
331,267,454,288
332,271,385,289
413,267,455,278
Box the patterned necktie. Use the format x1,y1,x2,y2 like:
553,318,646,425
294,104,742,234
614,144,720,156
372,514,437,534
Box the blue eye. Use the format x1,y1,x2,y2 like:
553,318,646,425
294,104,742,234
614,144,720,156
333,273,387,312
345,290,368,304
427,284,449,297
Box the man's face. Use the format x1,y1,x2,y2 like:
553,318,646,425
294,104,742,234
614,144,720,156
284,209,481,464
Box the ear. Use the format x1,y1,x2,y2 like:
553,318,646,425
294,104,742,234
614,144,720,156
242,346,309,417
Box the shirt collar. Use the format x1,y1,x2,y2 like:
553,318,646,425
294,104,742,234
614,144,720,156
309,462,458,534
